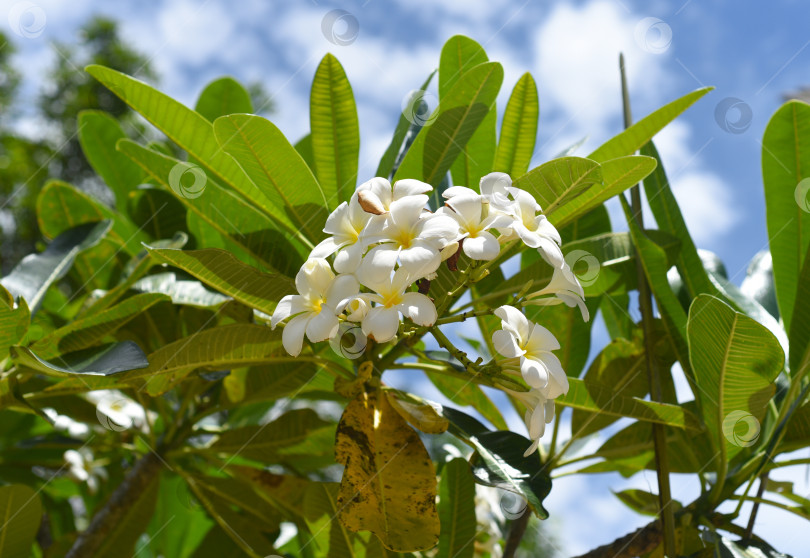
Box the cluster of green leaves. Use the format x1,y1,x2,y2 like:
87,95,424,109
0,33,807,558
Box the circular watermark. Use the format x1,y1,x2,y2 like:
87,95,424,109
795,178,810,212
499,489,528,520
634,17,672,54
722,410,760,447
168,162,207,199
565,250,601,287
95,397,136,432
401,90,438,127
8,2,46,39
321,9,359,46
330,322,367,359
714,97,753,134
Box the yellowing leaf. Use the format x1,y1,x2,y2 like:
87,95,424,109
386,391,449,434
336,387,439,552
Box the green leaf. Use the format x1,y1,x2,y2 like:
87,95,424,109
641,140,717,300
295,134,315,171
96,476,160,558
211,408,334,463
513,156,602,215
587,87,712,162
132,272,230,308
550,155,657,228
303,482,366,558
213,114,329,243
1,221,111,314
394,62,503,186
30,293,168,359
687,295,785,464
310,53,359,206
494,72,539,178
441,407,551,518
559,377,698,430
78,110,146,212
440,36,494,190
0,484,41,558
789,242,810,374
12,341,148,378
117,139,305,276
194,76,253,122
424,366,508,430
614,488,665,516
780,401,810,453
762,100,810,333
86,65,283,226
127,187,189,242
148,247,295,316
376,70,436,179
437,458,476,558
0,293,29,361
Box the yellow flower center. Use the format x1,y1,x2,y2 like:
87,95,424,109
381,290,403,308
394,227,414,249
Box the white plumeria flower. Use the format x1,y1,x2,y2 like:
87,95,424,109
356,176,432,214
271,258,359,356
88,390,149,432
504,388,556,456
43,408,90,438
356,266,437,342
438,194,512,261
309,192,371,273
525,263,589,321
445,173,514,215
491,305,568,399
499,187,564,268
64,448,107,494
360,195,458,282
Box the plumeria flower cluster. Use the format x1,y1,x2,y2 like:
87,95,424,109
271,172,589,453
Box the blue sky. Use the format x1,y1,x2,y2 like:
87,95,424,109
4,0,810,555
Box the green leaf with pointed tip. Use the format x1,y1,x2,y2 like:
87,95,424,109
440,36,494,190
0,484,41,558
762,100,810,334
588,87,712,162
641,141,716,299
494,73,539,178
148,247,295,315
37,180,144,254
78,110,146,212
514,156,602,214
310,54,359,206
437,458,476,558
0,292,29,361
394,62,503,186
117,139,305,276
376,70,436,179
30,293,168,359
12,341,148,377
85,65,300,237
551,155,657,228
213,114,329,243
614,488,667,516
559,377,699,429
687,295,784,464
1,221,111,314
194,76,253,122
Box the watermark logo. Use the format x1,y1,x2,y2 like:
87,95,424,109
8,2,46,39
321,9,359,46
565,250,601,287
795,178,810,212
330,322,367,359
169,162,207,199
722,410,760,447
715,97,753,134
634,17,672,54
401,90,438,127
500,489,528,520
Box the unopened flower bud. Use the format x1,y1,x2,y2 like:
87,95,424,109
357,190,387,215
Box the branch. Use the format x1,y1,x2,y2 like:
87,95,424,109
503,509,531,558
65,451,163,558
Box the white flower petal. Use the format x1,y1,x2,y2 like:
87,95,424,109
521,356,550,390
462,232,500,260
282,313,311,356
442,185,477,199
271,294,303,328
400,292,437,326
362,307,401,342
447,194,484,225
333,242,364,274
536,237,565,268
296,258,335,296
305,310,340,343
399,244,440,279
358,245,400,285
525,322,561,353
310,236,343,259
492,329,524,358
419,214,460,241
326,274,360,312
323,202,350,236
393,178,433,198
494,305,530,343
389,194,429,227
